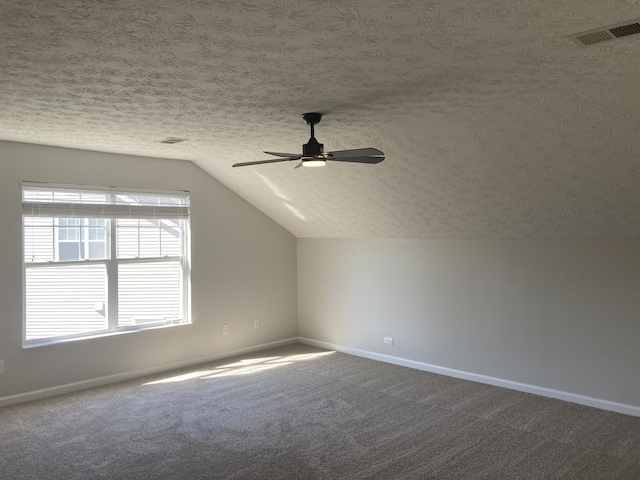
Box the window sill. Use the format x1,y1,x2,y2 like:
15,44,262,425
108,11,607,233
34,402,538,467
23,321,192,349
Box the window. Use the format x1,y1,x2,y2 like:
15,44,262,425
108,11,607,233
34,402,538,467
22,183,190,345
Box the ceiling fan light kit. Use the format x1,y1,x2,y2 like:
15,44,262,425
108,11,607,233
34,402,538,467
301,159,326,168
232,113,385,169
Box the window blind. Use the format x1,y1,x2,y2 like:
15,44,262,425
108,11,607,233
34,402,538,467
22,184,190,219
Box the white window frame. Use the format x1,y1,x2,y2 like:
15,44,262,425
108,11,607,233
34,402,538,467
22,182,191,347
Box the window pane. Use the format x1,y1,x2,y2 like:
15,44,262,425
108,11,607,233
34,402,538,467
59,218,80,241
118,261,183,326
58,241,81,261
54,191,82,203
25,264,108,340
116,224,139,258
139,220,160,257
88,219,106,241
160,220,182,256
80,193,108,204
45,219,110,262
116,219,180,259
88,242,106,259
24,217,54,263
23,190,53,202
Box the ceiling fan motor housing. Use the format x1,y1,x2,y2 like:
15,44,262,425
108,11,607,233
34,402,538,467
303,137,324,157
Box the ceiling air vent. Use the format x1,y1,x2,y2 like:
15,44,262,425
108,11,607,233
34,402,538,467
610,22,640,38
570,19,640,46
158,137,187,144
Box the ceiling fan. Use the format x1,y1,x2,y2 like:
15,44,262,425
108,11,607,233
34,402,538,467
232,112,385,168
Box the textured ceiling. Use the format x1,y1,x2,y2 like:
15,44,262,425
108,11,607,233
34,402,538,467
2,1,640,238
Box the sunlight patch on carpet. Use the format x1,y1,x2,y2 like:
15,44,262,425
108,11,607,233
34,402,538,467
144,350,335,385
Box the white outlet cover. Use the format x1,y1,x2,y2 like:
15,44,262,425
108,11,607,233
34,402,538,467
222,324,229,336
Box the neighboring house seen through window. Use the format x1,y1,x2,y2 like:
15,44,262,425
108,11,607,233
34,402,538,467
22,183,191,346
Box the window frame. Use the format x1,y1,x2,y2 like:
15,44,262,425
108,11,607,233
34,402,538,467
21,183,191,347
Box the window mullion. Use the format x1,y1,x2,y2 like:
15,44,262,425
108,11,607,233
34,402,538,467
107,217,118,330
82,218,87,261
137,219,141,258
53,218,58,261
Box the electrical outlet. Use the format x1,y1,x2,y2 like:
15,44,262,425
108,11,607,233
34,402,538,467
384,337,394,345
253,319,260,329
0,360,4,374
222,324,229,336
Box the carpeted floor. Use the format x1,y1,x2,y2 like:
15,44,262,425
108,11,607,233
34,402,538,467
1,343,640,479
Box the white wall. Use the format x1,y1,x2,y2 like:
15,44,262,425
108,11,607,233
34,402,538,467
298,238,640,409
0,141,298,400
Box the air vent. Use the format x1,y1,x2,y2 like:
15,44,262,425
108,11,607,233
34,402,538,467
158,137,187,144
570,19,640,46
609,23,640,38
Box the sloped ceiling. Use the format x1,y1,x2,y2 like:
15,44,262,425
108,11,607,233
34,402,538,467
2,1,640,238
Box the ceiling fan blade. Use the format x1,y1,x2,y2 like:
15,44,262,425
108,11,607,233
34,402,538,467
326,148,385,164
264,151,301,158
232,157,300,167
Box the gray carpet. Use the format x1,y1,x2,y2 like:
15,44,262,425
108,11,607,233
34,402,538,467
1,343,640,479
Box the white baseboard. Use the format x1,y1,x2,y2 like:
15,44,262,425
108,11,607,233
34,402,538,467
5,336,639,417
298,337,640,418
0,337,298,407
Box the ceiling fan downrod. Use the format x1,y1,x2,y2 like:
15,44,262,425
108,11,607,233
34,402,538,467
302,112,324,158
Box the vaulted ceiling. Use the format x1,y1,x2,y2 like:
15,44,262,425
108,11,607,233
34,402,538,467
2,1,640,238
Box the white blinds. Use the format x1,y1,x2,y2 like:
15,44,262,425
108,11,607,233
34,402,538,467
25,264,108,340
22,184,190,219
